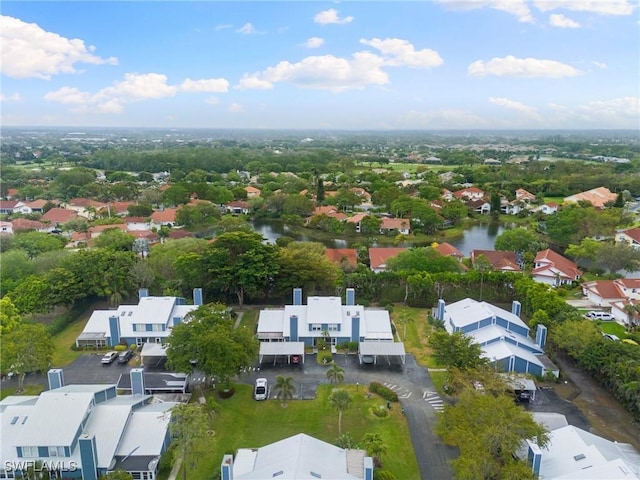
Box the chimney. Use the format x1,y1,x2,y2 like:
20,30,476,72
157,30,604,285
221,454,234,480
293,288,302,306
47,368,64,390
437,299,446,321
346,288,355,306
108,315,120,347
536,324,547,350
363,456,374,480
130,368,145,395
527,441,542,477
79,434,98,480
193,288,203,306
512,300,522,317
139,288,149,299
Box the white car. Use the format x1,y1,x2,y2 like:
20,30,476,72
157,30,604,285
101,351,119,365
254,378,268,401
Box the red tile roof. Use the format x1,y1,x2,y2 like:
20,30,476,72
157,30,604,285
67,198,107,208
151,208,179,223
471,249,521,271
380,217,410,230
533,249,582,279
434,242,464,259
369,247,408,270
41,208,78,224
621,227,640,243
325,248,357,266
11,218,45,231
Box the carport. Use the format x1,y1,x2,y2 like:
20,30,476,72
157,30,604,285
258,341,305,364
140,343,167,367
358,341,406,365
502,373,537,401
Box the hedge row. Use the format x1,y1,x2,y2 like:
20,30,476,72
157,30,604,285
369,382,398,402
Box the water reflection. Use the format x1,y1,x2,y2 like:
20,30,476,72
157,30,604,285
251,219,509,254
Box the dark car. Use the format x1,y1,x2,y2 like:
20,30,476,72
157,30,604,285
118,350,134,364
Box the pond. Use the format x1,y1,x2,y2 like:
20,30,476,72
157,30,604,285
251,219,509,254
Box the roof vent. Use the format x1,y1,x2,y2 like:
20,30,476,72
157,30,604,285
574,454,586,461
310,473,322,479
272,471,283,477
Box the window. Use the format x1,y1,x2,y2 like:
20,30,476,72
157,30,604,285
152,324,162,332
327,324,340,332
311,324,322,332
120,311,126,317
21,446,38,457
128,311,134,316
48,446,64,457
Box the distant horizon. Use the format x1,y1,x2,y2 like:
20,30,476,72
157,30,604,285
1,2,638,129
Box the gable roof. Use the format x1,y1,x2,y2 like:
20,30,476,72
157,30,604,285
380,217,409,230
150,208,178,223
564,186,617,209
325,248,357,266
471,250,521,271
11,218,46,232
533,249,582,279
434,242,464,259
368,247,408,270
621,227,640,243
41,208,78,224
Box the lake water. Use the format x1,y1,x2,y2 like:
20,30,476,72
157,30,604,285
251,219,507,254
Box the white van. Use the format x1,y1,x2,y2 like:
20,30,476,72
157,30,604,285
585,311,614,321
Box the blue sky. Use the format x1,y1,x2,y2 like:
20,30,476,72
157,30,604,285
1,1,639,129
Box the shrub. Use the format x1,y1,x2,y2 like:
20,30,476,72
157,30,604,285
371,405,389,418
375,470,397,480
317,351,333,365
113,344,127,352
369,382,398,402
47,312,76,336
348,341,359,352
129,344,137,351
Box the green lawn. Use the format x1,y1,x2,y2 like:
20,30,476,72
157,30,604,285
0,384,45,400
392,305,444,368
183,383,419,480
237,308,258,332
598,321,628,339
51,311,92,367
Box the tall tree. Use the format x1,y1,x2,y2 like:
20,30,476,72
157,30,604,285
326,362,345,386
428,330,487,371
274,242,340,296
201,231,279,306
273,375,296,407
170,403,210,480
436,389,548,480
0,297,22,336
386,247,463,274
316,178,325,204
166,304,258,389
362,433,387,467
494,228,547,257
93,229,136,252
328,388,352,435
1,323,54,391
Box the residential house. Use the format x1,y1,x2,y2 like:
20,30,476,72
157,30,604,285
531,202,559,215
100,201,134,217
437,298,556,377
483,158,501,166
244,186,261,198
40,208,78,229
515,188,537,203
532,249,582,286
379,217,410,235
470,250,522,272
11,218,47,233
522,413,640,479
610,298,640,328
616,227,640,249
220,433,374,480
368,247,408,273
75,289,203,348
0,377,177,480
346,213,368,233
0,201,28,215
64,198,108,218
564,186,618,209
433,242,464,262
88,224,128,239
150,208,179,228
466,198,491,215
581,279,640,309
453,187,485,201
256,288,404,365
441,188,454,201
225,201,250,216
124,217,153,231
350,187,372,204
325,248,358,268
23,199,48,214
500,198,526,215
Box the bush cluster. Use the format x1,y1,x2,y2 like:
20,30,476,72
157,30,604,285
317,351,333,365
368,382,398,402
371,405,389,417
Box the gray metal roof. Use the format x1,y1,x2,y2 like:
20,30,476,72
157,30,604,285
358,341,406,356
259,342,304,356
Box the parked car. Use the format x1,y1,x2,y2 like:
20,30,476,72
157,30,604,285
118,350,134,364
602,333,620,341
101,351,119,365
585,311,614,321
291,355,301,364
254,378,268,401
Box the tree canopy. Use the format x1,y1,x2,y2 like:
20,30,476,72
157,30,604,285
387,247,463,273
428,329,488,371
166,303,258,388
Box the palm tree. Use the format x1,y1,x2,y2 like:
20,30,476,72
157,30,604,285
326,362,345,386
362,432,387,467
623,303,636,331
328,389,352,435
273,375,295,407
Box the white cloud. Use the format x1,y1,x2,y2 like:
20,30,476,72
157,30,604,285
489,96,542,119
227,103,245,113
0,15,117,79
235,51,388,92
44,72,230,114
302,37,325,49
577,96,640,122
205,96,219,105
180,78,229,93
236,23,257,35
592,61,607,69
549,13,580,28
436,1,534,23
534,0,636,16
468,55,581,78
0,93,21,102
314,9,354,25
360,38,443,68
215,24,233,30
